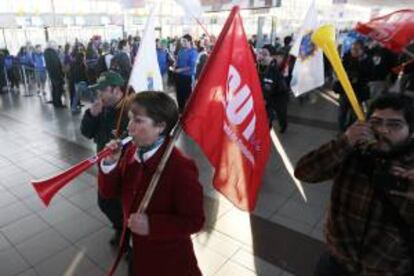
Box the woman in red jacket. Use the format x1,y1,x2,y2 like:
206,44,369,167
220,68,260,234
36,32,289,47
99,91,204,276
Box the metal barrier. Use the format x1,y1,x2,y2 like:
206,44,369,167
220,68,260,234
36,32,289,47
20,65,35,96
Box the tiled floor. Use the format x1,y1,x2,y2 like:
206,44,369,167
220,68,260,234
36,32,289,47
0,88,338,276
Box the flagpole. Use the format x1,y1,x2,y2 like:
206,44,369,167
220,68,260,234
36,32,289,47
194,17,212,40
136,5,244,212
108,6,247,274
114,85,131,138
403,49,414,58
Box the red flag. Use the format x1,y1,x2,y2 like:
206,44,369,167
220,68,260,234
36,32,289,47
182,6,270,211
356,9,414,53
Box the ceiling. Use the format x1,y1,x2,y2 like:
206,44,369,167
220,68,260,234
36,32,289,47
348,0,413,8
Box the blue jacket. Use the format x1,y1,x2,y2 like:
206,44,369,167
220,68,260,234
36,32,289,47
19,53,33,67
4,56,13,70
176,48,198,77
156,48,168,76
32,52,46,71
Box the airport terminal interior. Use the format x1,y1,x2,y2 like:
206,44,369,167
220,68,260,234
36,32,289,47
0,0,413,275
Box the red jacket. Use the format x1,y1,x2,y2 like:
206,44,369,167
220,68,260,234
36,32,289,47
98,142,204,276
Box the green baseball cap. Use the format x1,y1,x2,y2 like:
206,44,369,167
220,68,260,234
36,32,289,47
89,71,125,91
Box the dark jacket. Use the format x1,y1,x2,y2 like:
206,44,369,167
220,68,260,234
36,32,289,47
69,61,88,84
44,48,64,83
258,60,289,108
370,46,398,81
195,51,208,80
333,52,372,102
80,104,129,152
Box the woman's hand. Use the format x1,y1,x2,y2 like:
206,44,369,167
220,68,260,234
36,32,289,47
128,213,150,236
103,139,122,164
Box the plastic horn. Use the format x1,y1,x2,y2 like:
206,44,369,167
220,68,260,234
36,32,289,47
31,136,132,207
311,25,366,121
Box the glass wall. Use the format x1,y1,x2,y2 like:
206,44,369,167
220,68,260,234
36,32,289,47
0,0,405,53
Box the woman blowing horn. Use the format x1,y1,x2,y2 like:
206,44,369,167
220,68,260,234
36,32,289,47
99,91,205,276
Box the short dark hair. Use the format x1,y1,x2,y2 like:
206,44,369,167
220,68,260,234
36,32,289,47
118,39,128,50
262,44,276,56
284,36,292,46
182,34,193,42
368,94,414,132
131,92,179,136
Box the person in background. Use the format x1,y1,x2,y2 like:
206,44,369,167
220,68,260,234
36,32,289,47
81,71,129,248
368,44,398,99
334,40,373,132
32,45,47,97
274,37,282,51
69,52,88,113
44,41,65,108
195,39,209,81
131,36,140,63
280,35,296,87
62,43,73,74
4,51,19,93
85,40,99,85
0,50,6,92
95,42,114,77
257,45,289,132
111,39,131,83
156,39,173,89
17,46,34,91
172,34,198,112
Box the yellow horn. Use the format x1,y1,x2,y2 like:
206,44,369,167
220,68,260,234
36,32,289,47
312,25,366,121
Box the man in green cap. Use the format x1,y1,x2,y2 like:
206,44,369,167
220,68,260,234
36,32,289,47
80,71,129,247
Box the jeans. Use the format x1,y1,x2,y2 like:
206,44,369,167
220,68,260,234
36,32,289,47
34,69,46,92
72,81,88,111
175,73,193,113
50,79,64,107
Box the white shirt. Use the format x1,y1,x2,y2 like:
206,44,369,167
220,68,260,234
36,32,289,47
100,143,162,174
105,54,113,70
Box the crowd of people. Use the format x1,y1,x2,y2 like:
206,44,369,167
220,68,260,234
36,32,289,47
0,34,212,113
0,28,414,276
1,32,412,132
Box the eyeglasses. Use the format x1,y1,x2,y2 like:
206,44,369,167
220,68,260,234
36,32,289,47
368,117,407,131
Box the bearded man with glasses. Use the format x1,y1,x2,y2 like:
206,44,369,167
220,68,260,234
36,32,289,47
295,94,414,276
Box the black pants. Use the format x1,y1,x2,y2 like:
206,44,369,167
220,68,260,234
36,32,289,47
175,73,192,112
268,93,289,130
50,79,64,107
68,79,77,108
314,251,349,276
97,192,123,231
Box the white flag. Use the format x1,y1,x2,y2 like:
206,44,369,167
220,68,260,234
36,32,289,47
290,0,324,97
128,4,163,92
175,0,204,18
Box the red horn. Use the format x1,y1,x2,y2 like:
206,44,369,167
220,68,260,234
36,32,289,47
32,137,132,206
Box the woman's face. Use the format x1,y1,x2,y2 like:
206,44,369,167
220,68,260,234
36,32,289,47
127,104,165,147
